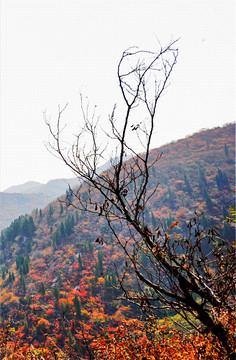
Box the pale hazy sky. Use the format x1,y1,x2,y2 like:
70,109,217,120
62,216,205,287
1,0,235,191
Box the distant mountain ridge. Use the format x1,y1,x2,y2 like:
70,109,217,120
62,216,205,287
3,178,80,196
0,158,122,231
3,181,42,194
0,178,80,231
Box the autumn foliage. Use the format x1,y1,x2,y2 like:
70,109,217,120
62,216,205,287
92,319,231,360
0,124,235,359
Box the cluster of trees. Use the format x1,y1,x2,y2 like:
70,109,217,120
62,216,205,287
0,215,36,250
52,214,76,248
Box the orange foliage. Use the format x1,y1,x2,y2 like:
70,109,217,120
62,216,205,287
37,318,50,328
168,220,180,230
92,320,229,360
45,308,54,316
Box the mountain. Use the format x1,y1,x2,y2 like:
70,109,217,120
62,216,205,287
3,181,43,194
0,159,119,231
0,123,235,358
3,178,80,196
0,179,80,231
0,192,52,231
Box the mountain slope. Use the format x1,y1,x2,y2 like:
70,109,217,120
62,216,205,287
0,123,235,357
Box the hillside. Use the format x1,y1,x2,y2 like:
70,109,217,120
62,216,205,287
0,123,235,358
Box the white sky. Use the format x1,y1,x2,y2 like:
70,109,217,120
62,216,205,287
0,0,235,191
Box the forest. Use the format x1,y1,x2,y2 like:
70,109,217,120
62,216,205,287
0,123,235,359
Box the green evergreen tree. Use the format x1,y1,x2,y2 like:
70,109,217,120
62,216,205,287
16,254,24,269
67,329,74,346
78,253,83,268
28,216,36,236
60,300,66,317
198,165,207,189
21,218,29,237
88,241,93,254
60,222,65,237
204,189,214,208
26,295,32,305
23,316,29,335
201,213,209,228
54,285,60,301
184,173,193,194
26,238,32,253
216,168,229,190
49,205,54,218
73,294,82,319
57,270,63,286
167,186,175,207
97,250,103,273
166,212,173,229
20,275,26,293
60,203,64,216
40,281,46,296
8,272,12,283
224,143,229,157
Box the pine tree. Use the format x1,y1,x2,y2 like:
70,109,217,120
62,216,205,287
21,218,29,237
28,216,36,236
78,253,83,268
67,329,74,346
40,282,46,296
73,294,81,319
97,251,103,273
216,168,229,190
49,205,54,218
184,173,193,194
27,238,32,253
1,268,6,280
54,285,60,302
224,143,229,157
23,316,29,335
201,213,209,228
60,222,65,238
204,189,214,208
199,166,207,189
20,275,26,293
8,272,12,283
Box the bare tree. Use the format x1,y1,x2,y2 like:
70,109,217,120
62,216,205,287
46,39,235,359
